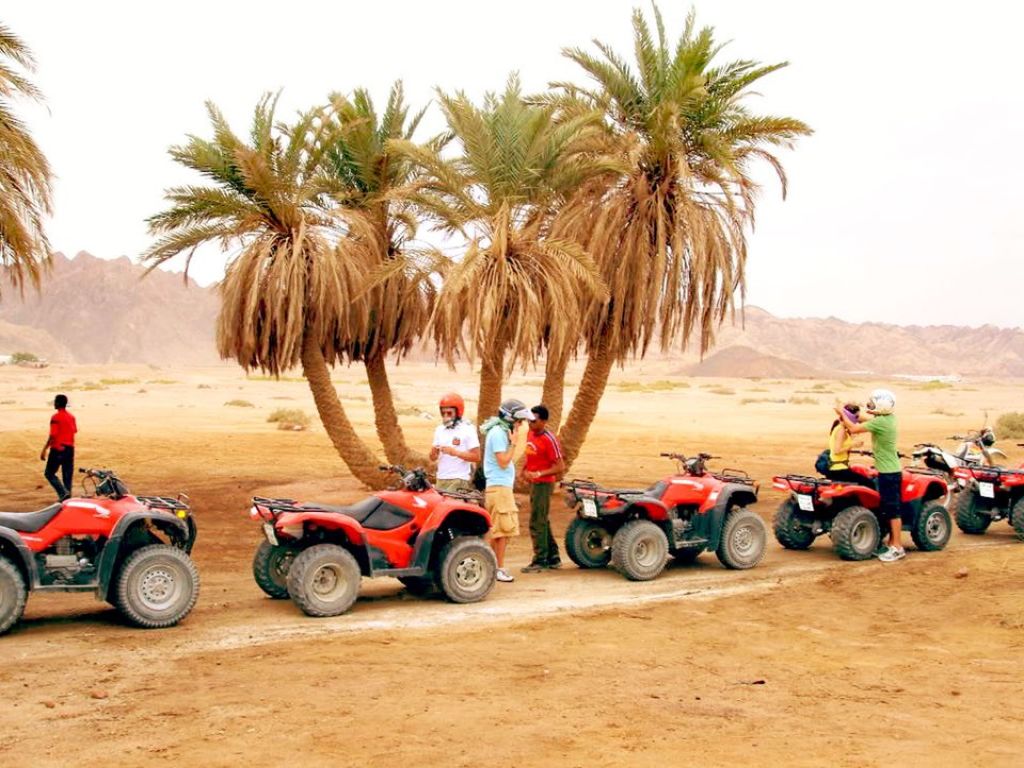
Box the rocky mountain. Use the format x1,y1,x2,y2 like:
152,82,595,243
705,307,1024,378
1,253,1021,376
0,251,219,365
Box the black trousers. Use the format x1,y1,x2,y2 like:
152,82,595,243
44,446,75,500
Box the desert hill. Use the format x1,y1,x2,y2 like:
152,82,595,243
707,307,1024,378
684,345,824,378
1,253,1022,377
0,252,219,365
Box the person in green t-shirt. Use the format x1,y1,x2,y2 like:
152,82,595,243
834,388,905,562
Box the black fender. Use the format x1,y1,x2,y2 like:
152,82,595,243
700,484,759,551
96,511,192,600
621,497,672,523
0,526,39,590
902,478,949,523
410,508,490,573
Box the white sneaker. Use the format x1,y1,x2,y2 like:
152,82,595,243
878,546,906,562
496,568,514,583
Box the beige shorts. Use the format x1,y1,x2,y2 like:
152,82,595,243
485,486,520,539
436,478,473,494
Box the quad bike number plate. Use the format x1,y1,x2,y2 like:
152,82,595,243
796,494,815,512
263,522,279,546
978,482,995,498
581,498,598,518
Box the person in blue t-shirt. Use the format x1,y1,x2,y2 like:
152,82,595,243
479,398,534,583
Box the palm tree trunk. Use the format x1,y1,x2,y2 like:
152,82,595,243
541,350,570,432
364,350,428,468
557,339,615,471
301,332,388,489
476,345,505,425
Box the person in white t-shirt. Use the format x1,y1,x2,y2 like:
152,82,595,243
430,392,481,493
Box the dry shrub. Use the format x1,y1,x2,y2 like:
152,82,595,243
267,408,310,431
225,399,255,408
788,396,818,405
996,412,1024,439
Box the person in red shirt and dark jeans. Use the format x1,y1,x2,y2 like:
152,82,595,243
521,404,566,573
41,394,77,501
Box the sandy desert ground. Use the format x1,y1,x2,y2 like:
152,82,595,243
0,361,1022,767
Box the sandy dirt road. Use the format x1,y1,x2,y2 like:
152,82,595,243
1,364,1022,766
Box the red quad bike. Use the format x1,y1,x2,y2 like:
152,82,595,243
248,465,496,617
772,450,952,560
951,443,1024,539
0,468,199,636
561,452,767,581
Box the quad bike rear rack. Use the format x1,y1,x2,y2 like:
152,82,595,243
905,467,949,479
967,466,1024,481
562,479,649,498
437,489,484,505
713,468,755,485
251,496,307,514
136,495,191,512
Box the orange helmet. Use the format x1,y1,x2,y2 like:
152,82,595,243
439,392,465,420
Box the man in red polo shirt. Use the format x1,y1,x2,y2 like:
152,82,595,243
41,394,77,500
521,404,566,572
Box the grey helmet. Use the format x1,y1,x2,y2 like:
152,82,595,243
499,398,535,423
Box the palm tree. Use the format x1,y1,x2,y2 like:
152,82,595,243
144,95,389,488
395,76,607,423
541,4,811,467
0,23,53,295
318,83,435,466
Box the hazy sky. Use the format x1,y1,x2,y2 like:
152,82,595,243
5,0,1022,329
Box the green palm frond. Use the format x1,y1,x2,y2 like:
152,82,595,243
545,1,811,357
399,76,609,369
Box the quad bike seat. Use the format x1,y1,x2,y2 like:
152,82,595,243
299,497,413,530
0,502,63,533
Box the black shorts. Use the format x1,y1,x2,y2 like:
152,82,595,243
876,472,902,522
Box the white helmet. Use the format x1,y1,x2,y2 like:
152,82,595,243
867,388,896,415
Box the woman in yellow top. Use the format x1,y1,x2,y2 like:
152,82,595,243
826,403,871,485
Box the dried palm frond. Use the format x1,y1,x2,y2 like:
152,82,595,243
144,95,374,374
0,23,53,296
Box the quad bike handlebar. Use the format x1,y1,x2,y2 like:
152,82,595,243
660,451,720,477
79,467,130,499
378,464,431,492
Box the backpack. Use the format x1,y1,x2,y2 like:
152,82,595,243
472,464,487,491
814,449,831,475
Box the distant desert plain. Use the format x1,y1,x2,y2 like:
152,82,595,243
1,357,1023,767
